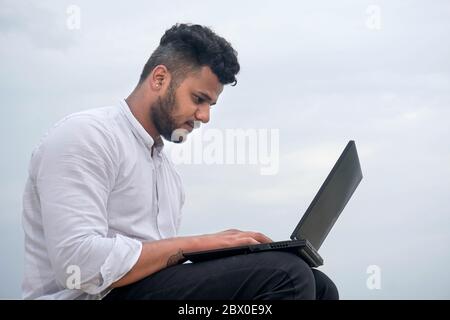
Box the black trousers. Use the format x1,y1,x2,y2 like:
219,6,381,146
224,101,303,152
103,251,339,300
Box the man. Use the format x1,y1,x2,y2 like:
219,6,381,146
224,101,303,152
22,23,338,300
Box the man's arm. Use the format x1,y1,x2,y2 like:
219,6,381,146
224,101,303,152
33,116,146,295
111,229,272,288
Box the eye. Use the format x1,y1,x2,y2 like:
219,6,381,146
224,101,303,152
193,95,205,105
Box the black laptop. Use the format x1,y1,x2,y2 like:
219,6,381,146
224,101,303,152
183,140,363,267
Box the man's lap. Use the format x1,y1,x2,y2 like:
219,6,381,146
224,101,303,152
103,251,336,300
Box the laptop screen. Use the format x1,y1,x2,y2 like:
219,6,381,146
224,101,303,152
290,140,363,250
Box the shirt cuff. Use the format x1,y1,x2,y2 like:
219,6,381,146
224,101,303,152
83,234,142,296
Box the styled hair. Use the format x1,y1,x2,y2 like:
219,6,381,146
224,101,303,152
139,23,240,86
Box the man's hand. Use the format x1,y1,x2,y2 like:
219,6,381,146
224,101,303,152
199,229,273,249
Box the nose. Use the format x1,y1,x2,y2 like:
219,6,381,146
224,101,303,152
195,104,210,124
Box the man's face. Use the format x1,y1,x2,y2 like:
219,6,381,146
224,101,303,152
151,66,223,143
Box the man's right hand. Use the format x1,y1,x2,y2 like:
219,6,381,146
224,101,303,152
197,229,273,250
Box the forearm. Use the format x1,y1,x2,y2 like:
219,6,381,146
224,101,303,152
111,235,206,288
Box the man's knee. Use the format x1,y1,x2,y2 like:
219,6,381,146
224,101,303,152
312,269,339,300
249,251,316,299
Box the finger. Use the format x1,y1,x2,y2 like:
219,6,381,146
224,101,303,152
248,231,273,243
239,237,261,246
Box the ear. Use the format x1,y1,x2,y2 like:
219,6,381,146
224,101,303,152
150,65,172,92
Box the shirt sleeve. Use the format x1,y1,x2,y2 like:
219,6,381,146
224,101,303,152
34,115,142,295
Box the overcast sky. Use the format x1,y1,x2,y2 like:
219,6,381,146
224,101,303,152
1,0,449,299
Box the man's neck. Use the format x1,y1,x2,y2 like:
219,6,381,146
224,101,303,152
125,90,160,142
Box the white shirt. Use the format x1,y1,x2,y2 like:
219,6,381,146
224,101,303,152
22,100,185,299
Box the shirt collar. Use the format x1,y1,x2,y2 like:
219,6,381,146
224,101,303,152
118,99,164,154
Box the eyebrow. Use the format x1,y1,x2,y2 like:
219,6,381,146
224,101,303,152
197,91,217,106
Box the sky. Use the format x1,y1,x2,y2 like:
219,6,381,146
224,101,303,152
1,0,449,299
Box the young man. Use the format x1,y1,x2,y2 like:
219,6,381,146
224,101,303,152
22,23,338,300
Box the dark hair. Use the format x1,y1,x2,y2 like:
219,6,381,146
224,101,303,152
139,23,240,87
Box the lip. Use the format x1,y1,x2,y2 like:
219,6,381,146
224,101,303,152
184,122,194,132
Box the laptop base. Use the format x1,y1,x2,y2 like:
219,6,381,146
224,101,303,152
183,239,323,268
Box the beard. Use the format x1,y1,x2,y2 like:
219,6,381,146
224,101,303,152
150,84,183,143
